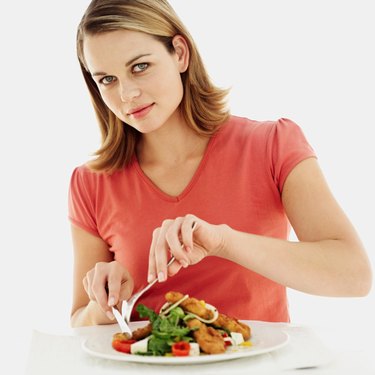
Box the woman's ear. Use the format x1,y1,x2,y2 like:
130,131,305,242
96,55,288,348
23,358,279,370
172,35,190,73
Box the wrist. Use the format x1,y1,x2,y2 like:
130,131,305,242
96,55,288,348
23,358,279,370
213,223,231,258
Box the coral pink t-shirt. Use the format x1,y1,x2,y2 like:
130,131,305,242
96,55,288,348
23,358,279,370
68,116,316,322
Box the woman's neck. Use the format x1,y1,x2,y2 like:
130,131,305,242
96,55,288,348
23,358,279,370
136,114,209,168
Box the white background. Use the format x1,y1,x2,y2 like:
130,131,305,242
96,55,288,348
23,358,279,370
1,0,374,372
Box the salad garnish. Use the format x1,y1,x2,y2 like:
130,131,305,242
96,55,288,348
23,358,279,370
112,291,251,357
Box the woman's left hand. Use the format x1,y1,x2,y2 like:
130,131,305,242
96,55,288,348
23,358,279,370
147,214,227,283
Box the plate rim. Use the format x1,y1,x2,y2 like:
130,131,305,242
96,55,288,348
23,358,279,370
81,320,290,365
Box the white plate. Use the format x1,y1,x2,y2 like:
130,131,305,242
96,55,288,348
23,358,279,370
82,320,289,365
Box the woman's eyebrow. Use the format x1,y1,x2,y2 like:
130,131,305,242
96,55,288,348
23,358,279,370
91,53,152,77
125,53,152,67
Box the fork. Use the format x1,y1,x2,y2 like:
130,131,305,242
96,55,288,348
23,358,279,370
122,221,197,323
121,256,176,323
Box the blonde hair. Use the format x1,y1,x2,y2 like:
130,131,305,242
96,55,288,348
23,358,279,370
77,0,230,173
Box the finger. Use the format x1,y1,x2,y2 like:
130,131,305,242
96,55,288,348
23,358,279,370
154,220,174,282
91,264,112,314
167,259,183,277
180,215,198,253
165,218,190,268
82,276,90,297
106,273,123,307
148,227,160,283
118,278,134,303
83,272,96,301
108,265,134,306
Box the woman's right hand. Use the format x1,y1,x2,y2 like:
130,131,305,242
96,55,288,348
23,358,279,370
83,260,134,320
148,214,228,283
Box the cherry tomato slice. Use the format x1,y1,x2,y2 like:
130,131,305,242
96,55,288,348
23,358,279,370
220,332,232,346
171,341,190,356
112,339,137,353
224,339,232,347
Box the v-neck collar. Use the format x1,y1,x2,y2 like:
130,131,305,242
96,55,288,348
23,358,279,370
132,131,219,202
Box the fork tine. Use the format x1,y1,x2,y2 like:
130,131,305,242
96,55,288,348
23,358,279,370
123,256,176,323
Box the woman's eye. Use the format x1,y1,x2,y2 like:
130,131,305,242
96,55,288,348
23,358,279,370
133,63,148,73
100,76,116,85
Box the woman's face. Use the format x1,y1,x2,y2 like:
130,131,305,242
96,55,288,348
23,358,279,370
83,30,189,134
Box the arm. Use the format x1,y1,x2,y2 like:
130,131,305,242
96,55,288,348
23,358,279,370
149,158,372,296
70,224,133,327
218,158,372,296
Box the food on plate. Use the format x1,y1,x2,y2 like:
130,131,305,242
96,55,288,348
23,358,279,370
214,312,251,341
111,291,252,357
111,338,136,353
165,291,251,340
165,291,215,321
186,318,226,354
131,322,152,341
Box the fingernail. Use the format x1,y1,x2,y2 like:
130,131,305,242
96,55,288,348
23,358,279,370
108,296,115,306
158,271,166,282
106,310,115,320
147,273,155,283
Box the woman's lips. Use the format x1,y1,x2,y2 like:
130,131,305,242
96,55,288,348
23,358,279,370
128,103,154,119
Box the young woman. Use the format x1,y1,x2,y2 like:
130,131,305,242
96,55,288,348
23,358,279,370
69,0,372,327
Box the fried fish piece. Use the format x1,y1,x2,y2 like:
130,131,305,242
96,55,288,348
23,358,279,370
112,322,152,341
165,291,214,320
213,313,251,341
132,322,152,341
112,332,132,341
186,318,226,354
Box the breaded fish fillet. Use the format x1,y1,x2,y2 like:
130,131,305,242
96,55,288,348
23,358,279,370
132,322,152,340
112,323,152,341
165,291,214,320
213,313,251,340
186,318,226,354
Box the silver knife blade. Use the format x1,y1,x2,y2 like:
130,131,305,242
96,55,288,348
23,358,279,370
112,306,132,336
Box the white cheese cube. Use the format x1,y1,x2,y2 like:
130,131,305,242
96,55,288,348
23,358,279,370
130,336,150,354
189,342,200,356
230,332,244,346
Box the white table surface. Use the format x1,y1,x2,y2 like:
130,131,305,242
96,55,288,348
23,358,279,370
24,321,375,375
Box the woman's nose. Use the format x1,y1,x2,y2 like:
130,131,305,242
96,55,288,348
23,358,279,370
119,81,141,102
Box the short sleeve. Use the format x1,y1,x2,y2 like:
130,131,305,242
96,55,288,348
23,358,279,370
267,118,317,192
68,166,100,236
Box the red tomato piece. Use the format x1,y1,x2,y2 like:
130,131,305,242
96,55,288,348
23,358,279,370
171,341,190,356
112,339,137,353
221,332,231,346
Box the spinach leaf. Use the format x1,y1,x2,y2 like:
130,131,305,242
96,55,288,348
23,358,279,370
147,336,171,356
135,304,196,356
136,304,158,323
